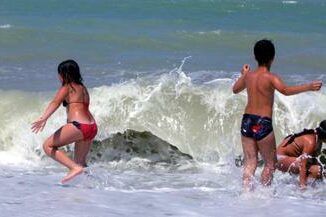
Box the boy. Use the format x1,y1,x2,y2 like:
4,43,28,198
232,39,322,191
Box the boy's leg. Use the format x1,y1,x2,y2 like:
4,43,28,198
257,132,276,186
241,135,258,191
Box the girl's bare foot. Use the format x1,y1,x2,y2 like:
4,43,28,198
61,166,84,184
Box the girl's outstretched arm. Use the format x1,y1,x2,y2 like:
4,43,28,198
31,86,68,133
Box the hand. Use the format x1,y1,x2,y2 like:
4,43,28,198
241,64,250,75
309,80,322,91
31,117,47,134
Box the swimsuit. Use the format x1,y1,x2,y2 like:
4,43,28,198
63,100,86,107
277,154,287,161
63,100,97,141
70,121,97,141
241,113,273,141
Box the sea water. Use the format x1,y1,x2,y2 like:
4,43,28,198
1,0,326,216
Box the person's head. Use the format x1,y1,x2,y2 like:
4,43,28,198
254,39,275,67
57,59,83,86
316,120,326,142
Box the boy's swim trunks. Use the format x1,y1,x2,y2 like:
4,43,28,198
241,113,273,141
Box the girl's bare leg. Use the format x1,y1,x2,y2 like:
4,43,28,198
276,156,299,174
43,123,84,183
74,140,93,167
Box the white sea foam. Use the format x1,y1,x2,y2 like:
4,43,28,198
0,24,11,29
0,69,325,216
282,1,298,4
1,69,325,166
198,30,222,35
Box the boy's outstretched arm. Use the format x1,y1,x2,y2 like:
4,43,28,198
272,75,322,96
232,64,250,94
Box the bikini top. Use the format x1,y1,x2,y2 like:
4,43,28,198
62,85,89,108
283,129,320,156
62,100,89,108
284,129,316,147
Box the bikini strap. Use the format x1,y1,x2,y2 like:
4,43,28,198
63,85,89,107
284,129,315,146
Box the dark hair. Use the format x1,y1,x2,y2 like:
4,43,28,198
254,39,275,66
284,120,326,146
316,120,326,140
58,59,83,86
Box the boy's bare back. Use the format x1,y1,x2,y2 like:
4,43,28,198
244,67,276,117
234,65,322,118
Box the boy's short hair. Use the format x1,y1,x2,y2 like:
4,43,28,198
254,39,275,66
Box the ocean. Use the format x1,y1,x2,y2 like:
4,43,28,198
1,0,326,216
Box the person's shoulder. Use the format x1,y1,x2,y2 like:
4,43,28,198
302,134,317,147
69,82,85,92
54,85,69,98
265,71,282,83
265,70,277,78
59,84,69,92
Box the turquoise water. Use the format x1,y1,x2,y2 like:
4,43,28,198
0,0,325,90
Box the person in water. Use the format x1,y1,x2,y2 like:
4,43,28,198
232,39,322,191
276,120,326,189
31,60,97,183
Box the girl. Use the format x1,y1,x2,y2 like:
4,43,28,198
32,60,97,183
276,120,326,189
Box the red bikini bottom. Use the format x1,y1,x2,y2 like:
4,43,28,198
70,121,98,141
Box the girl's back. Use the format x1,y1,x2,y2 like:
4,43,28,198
65,83,94,123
